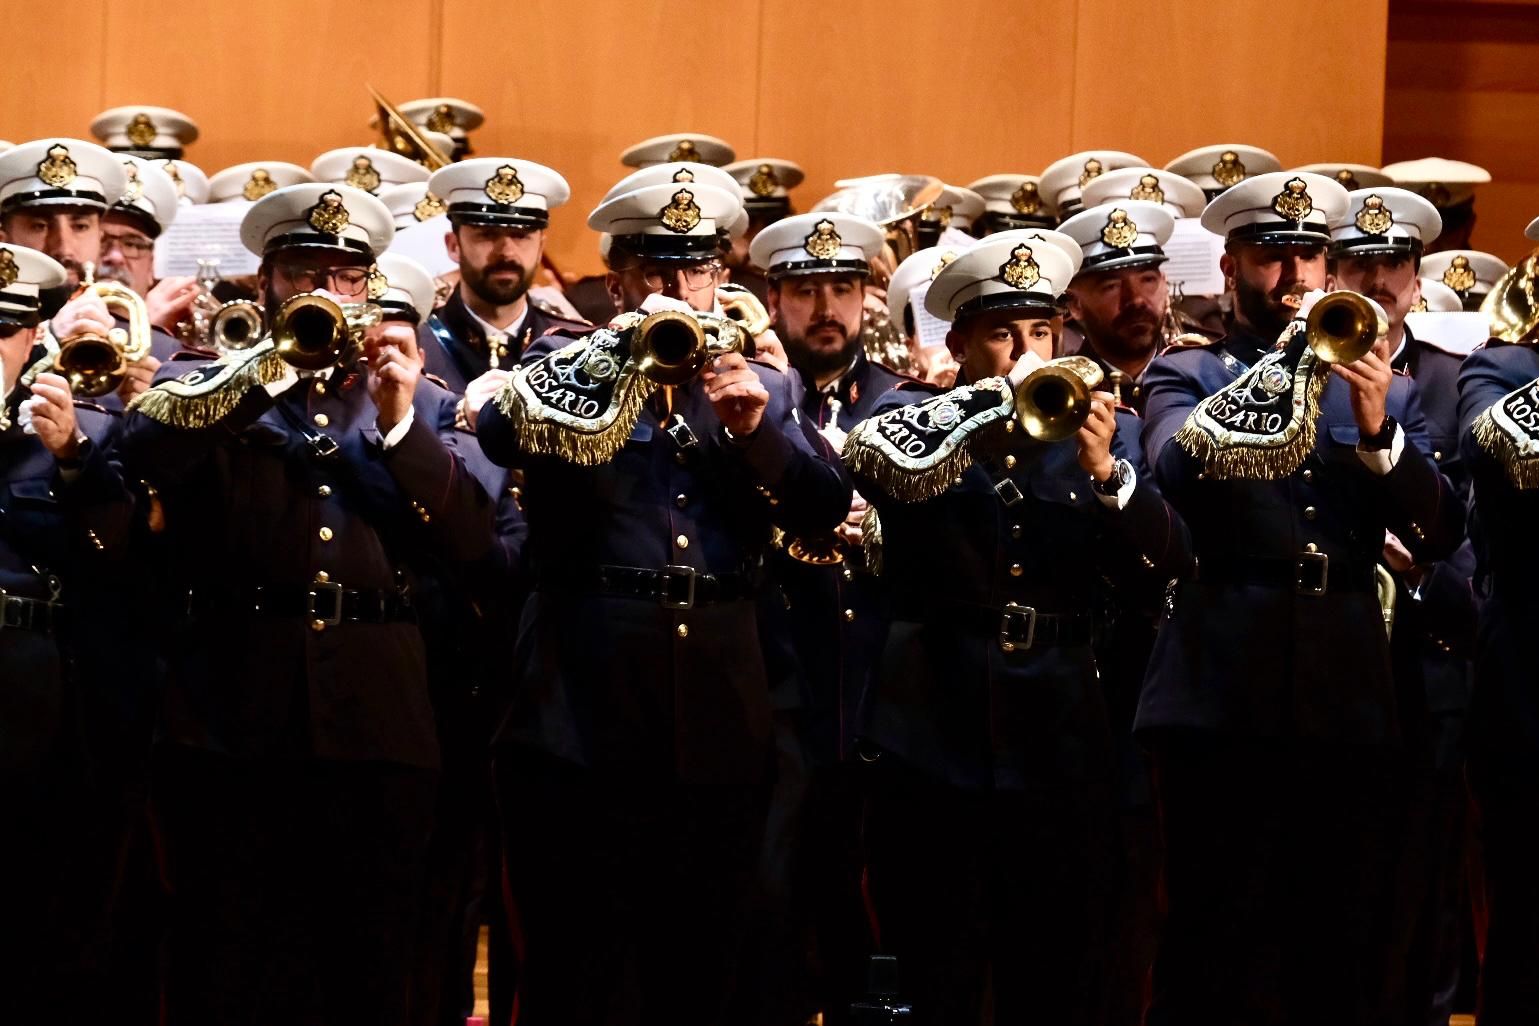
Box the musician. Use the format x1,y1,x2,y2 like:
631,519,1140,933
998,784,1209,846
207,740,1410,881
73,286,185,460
1164,144,1282,202
966,173,1057,235
1137,171,1461,1024
398,98,485,161
1038,149,1147,221
206,161,314,203
469,170,851,1026
845,230,1191,1024
619,131,736,168
94,155,210,337
1422,248,1509,313
723,157,804,303
154,157,208,206
1382,157,1490,253
0,242,136,1021
1296,163,1394,192
311,145,431,198
915,183,983,249
90,105,198,162
120,183,492,1026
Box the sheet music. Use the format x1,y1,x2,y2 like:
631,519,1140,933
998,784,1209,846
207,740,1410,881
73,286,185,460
154,202,260,278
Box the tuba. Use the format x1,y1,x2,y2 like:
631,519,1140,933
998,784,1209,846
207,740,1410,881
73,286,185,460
29,262,154,398
1306,290,1388,365
1482,249,1539,344
369,85,451,170
632,308,745,386
269,293,381,371
1014,356,1105,442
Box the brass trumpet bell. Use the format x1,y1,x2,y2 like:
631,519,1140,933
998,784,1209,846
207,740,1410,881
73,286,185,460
1482,250,1539,344
632,309,743,386
54,267,153,398
1306,290,1386,365
270,293,381,371
1014,356,1105,442
210,300,264,351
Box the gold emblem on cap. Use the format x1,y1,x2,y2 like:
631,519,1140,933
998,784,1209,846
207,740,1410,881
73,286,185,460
243,168,276,201
163,161,185,197
1078,158,1105,188
0,248,17,288
1354,194,1394,235
126,113,157,149
426,104,455,134
485,165,525,205
667,140,699,162
1000,244,1041,289
929,250,959,281
672,168,694,183
1442,254,1476,293
804,219,843,259
121,162,143,202
1212,150,1247,187
927,204,954,228
307,189,351,235
1129,174,1165,204
1411,296,1428,313
1009,181,1041,214
414,191,447,221
1101,208,1140,248
1271,177,1314,222
346,156,382,194
659,188,701,233
1335,169,1360,190
367,265,389,301
37,144,78,188
748,163,779,197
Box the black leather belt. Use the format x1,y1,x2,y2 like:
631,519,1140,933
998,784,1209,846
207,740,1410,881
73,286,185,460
542,565,752,609
890,596,1093,653
1195,552,1374,596
185,583,416,627
0,593,64,635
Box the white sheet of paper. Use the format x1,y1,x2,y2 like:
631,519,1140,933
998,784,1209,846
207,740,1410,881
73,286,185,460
1162,218,1226,297
153,202,260,278
388,215,455,276
1405,311,1490,356
907,281,952,350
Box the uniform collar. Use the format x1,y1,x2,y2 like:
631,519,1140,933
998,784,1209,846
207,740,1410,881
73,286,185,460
464,295,528,343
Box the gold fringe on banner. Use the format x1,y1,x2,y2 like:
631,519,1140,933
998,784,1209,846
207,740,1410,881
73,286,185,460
1173,347,1328,482
128,341,289,429
1474,390,1539,490
860,505,884,576
841,379,1015,502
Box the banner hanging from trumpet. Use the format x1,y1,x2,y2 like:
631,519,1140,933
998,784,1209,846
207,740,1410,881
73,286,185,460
842,378,1016,502
1472,368,1539,489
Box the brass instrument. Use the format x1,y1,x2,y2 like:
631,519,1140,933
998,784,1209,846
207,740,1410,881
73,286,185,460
1305,290,1387,365
369,85,451,170
269,292,381,371
786,396,850,565
1014,356,1105,442
1482,248,1539,344
716,283,771,338
177,258,227,347
30,262,154,398
632,308,744,386
209,300,265,351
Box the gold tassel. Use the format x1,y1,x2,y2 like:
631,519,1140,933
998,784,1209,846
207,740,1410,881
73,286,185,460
1474,407,1539,490
128,343,289,429
861,506,883,576
492,367,657,467
842,425,985,503
1173,362,1328,481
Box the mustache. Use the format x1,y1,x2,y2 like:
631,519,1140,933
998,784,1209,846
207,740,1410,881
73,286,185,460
806,319,848,336
483,262,526,278
1112,303,1161,329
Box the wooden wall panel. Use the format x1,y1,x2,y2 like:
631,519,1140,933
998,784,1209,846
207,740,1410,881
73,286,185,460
1385,0,1539,263
0,3,107,143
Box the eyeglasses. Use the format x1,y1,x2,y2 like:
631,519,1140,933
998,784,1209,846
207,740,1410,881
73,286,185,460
102,233,154,257
621,261,722,294
273,264,371,296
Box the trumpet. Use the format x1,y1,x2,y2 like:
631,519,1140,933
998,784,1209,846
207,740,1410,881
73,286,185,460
25,262,154,398
1306,290,1387,365
716,283,771,338
632,308,744,386
1013,356,1105,442
269,292,381,371
209,300,265,351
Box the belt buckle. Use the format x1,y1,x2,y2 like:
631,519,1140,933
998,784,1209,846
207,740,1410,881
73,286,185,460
661,565,697,610
999,602,1037,653
1296,551,1329,595
308,581,344,627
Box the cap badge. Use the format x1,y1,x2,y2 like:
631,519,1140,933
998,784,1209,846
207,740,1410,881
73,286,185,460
414,191,447,221
1271,178,1314,222
37,144,78,188
485,165,525,205
1129,173,1165,204
1078,158,1105,188
1101,208,1140,248
659,188,701,233
163,161,185,197
121,162,143,202
346,156,382,194
0,248,17,288
366,265,389,301
243,168,276,201
804,219,843,259
426,104,456,134
927,204,954,228
307,190,351,235
748,163,779,197
1009,181,1041,214
1411,297,1428,312
1000,244,1041,289
667,140,699,162
672,168,694,183
1442,254,1476,293
126,113,158,149
929,250,959,281
1354,194,1394,235
1335,169,1360,190
1212,150,1247,188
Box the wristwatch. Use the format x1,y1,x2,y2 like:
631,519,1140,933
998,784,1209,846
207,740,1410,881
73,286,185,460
1363,415,1398,451
1092,457,1133,497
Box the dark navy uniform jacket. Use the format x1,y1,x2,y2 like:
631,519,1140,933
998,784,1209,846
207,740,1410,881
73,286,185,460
1137,323,1461,746
119,357,494,771
420,288,589,396
851,374,1192,791
475,335,852,787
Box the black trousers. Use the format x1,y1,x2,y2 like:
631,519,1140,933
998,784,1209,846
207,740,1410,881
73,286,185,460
1144,734,1408,1026
494,747,769,1026
1472,783,1539,1025
860,755,1115,1026
153,744,437,1026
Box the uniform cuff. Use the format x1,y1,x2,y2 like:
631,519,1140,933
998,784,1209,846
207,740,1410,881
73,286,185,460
1355,424,1405,476
1094,464,1138,510
379,406,416,450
